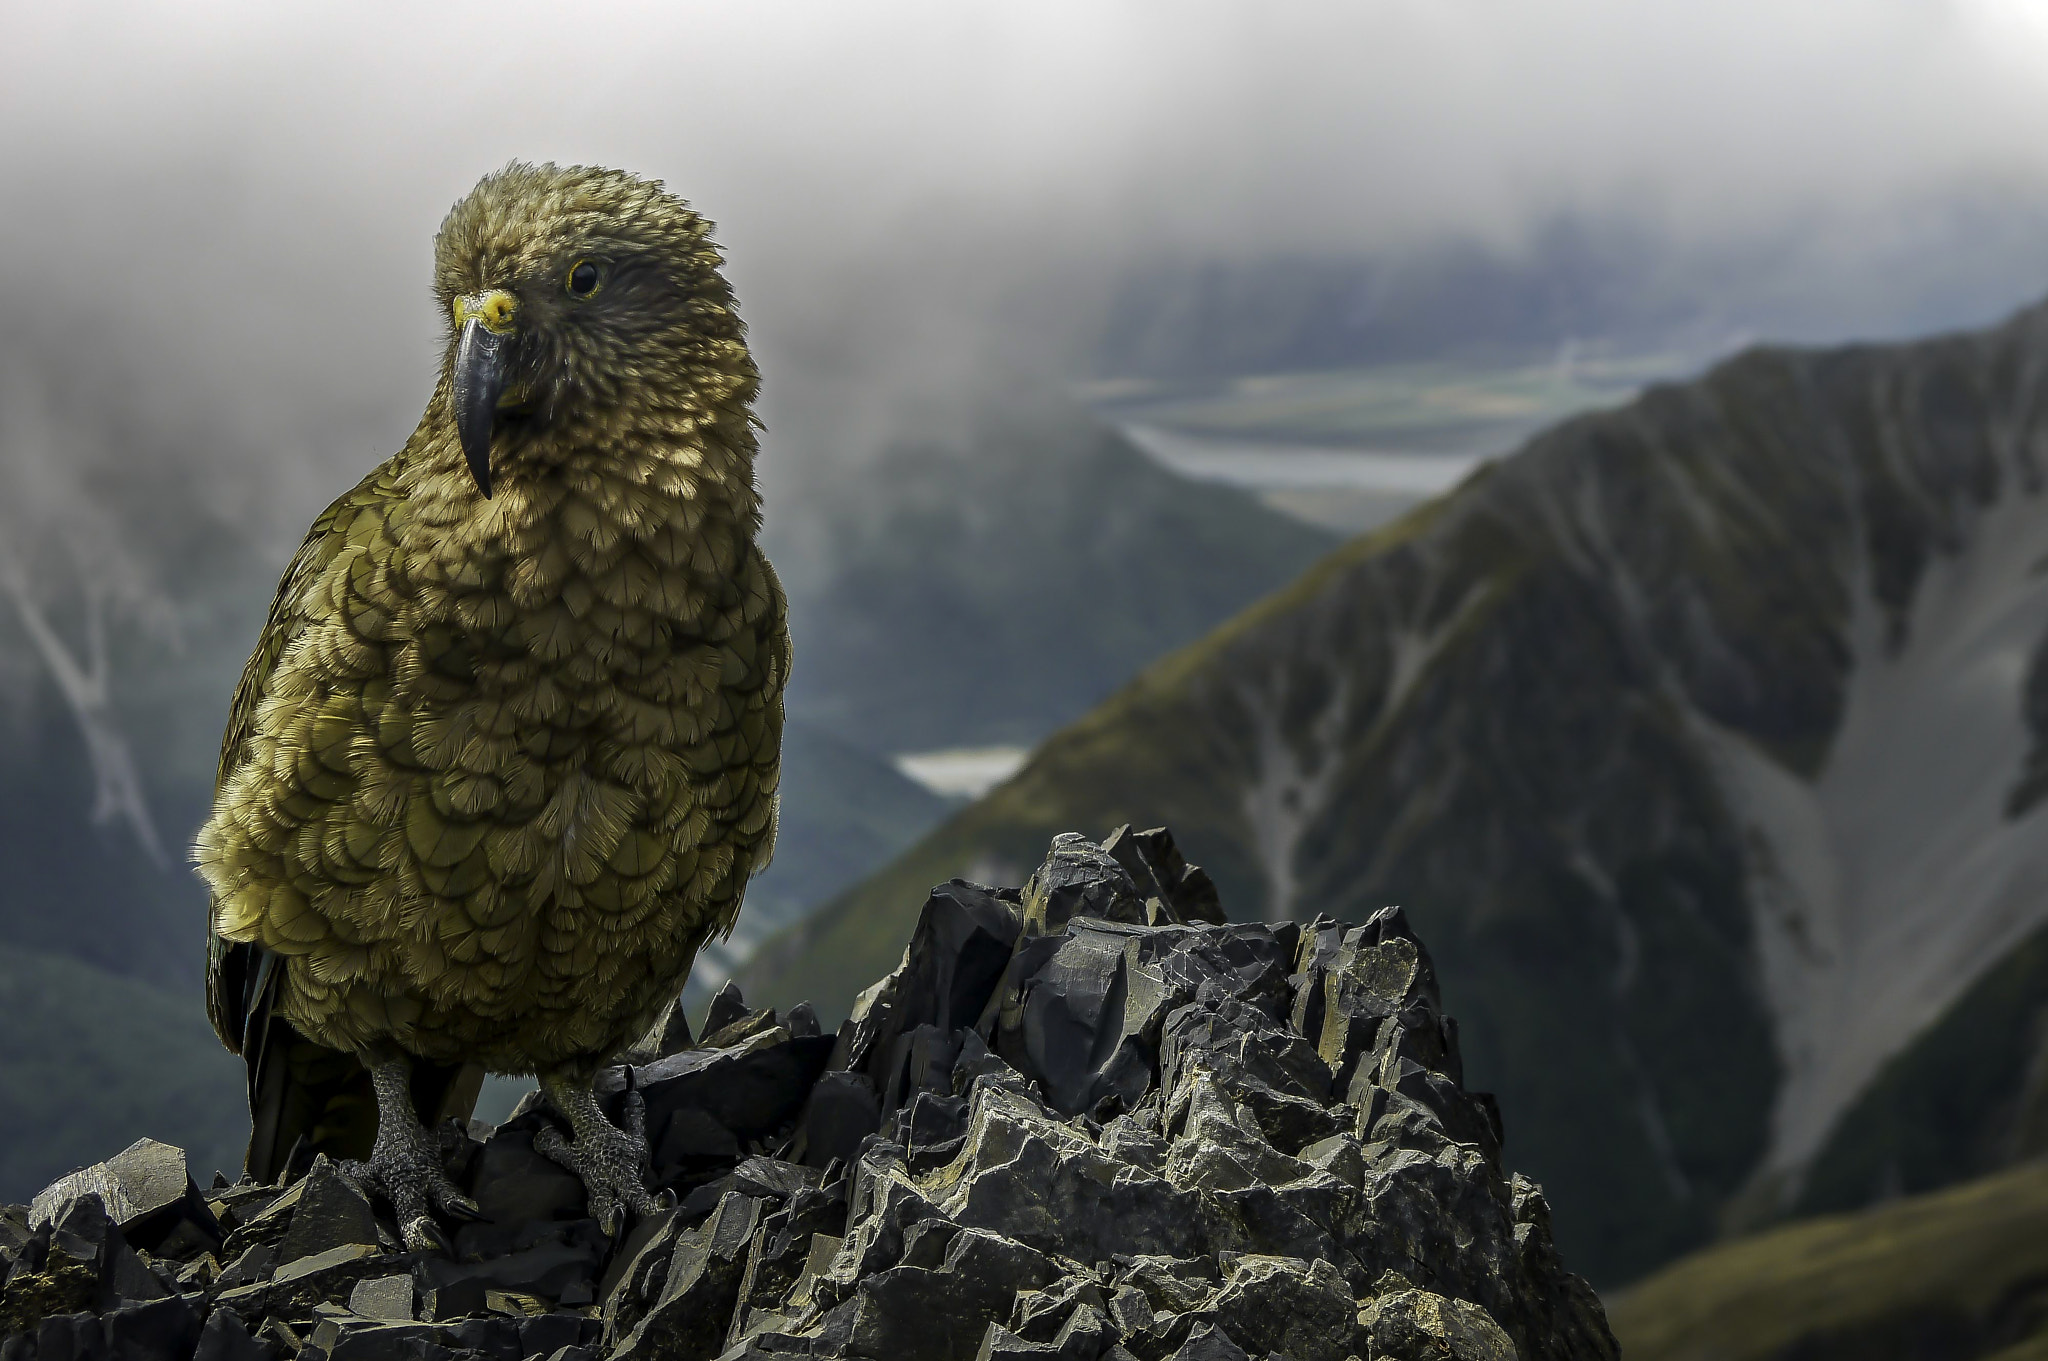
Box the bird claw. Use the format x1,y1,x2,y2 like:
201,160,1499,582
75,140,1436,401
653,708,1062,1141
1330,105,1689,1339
442,1194,488,1223
402,1214,452,1257
534,1088,662,1236
338,1128,477,1255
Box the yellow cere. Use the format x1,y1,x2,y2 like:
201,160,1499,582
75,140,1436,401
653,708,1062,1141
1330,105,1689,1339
454,288,519,334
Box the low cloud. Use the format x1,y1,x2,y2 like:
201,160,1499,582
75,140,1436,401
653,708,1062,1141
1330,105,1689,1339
4,1,2048,549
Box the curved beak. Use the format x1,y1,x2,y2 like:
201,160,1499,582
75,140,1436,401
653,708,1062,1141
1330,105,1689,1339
451,290,518,499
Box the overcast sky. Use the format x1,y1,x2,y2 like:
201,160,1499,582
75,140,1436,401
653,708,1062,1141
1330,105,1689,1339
8,0,2048,567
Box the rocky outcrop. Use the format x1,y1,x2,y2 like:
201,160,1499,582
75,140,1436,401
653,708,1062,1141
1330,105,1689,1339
0,829,1615,1361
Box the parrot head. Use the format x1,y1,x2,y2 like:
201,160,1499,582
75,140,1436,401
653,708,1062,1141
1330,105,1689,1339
431,162,748,498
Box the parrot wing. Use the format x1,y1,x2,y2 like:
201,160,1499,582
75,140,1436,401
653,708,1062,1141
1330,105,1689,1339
202,464,477,1180
205,463,399,1053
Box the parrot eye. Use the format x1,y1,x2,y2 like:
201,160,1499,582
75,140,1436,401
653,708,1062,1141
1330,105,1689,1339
566,260,604,298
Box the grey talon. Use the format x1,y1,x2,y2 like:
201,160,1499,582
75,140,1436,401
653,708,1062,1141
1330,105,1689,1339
445,1196,488,1222
407,1216,451,1256
536,1074,661,1230
339,1054,473,1255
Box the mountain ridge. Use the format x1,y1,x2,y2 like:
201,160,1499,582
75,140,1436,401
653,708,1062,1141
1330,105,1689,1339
743,299,2048,1282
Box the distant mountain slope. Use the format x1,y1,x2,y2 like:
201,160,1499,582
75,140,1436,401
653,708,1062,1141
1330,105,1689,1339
0,542,279,990
0,945,245,1201
690,719,954,990
782,408,1342,753
743,300,2048,1284
1607,1155,2048,1361
1789,912,2048,1219
0,686,198,983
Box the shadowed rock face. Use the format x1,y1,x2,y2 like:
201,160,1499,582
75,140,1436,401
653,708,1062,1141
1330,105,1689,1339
0,829,1613,1361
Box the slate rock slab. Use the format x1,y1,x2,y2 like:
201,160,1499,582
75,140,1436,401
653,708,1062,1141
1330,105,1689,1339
274,1162,380,1265
1101,825,1227,928
28,1141,220,1257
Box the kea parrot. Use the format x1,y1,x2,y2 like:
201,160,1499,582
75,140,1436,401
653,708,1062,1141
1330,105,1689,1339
194,162,788,1250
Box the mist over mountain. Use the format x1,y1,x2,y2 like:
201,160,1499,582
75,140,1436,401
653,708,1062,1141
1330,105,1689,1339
1094,200,2048,387
13,4,2048,583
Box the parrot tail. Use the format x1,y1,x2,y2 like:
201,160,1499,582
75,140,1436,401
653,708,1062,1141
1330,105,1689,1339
236,947,483,1183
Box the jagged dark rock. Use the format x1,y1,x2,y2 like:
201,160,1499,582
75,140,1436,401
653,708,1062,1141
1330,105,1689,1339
1,827,1615,1360
1020,834,1145,936
191,1307,270,1361
704,983,753,1041
1101,826,1227,929
29,1141,221,1261
274,1162,381,1265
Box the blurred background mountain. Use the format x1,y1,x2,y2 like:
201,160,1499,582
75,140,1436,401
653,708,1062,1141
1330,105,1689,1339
13,5,2048,1355
744,300,2048,1292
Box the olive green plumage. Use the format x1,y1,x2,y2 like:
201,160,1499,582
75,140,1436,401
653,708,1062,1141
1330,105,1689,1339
196,164,786,1117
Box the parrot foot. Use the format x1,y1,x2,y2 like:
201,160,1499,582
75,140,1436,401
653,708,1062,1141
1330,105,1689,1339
339,1056,483,1254
536,1078,668,1239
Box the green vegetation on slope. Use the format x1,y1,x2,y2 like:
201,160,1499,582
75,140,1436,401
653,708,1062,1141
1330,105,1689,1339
0,945,246,1202
1609,1157,2048,1361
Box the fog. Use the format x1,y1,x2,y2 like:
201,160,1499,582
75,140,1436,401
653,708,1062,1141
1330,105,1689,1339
9,3,2048,549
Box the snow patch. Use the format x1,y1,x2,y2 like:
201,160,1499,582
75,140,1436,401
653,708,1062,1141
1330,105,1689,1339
1120,424,1484,495
1238,669,1351,922
0,567,167,866
1696,482,2048,1188
893,745,1031,801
